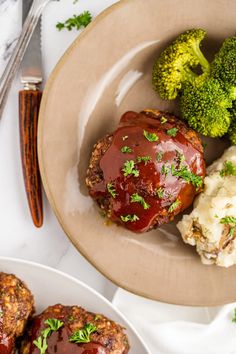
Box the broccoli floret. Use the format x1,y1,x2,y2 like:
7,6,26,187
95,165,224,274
152,29,210,100
211,36,236,88
210,35,236,142
180,77,232,137
228,102,236,144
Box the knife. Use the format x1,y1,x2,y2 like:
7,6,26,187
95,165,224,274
0,0,50,120
19,0,43,227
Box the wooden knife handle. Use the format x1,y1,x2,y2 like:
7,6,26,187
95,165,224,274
19,89,43,227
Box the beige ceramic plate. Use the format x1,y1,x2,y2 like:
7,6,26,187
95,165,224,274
38,0,236,306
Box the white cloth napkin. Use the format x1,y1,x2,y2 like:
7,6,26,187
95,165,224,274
40,1,236,353
113,289,236,354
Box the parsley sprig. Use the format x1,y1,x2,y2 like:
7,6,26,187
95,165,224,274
161,164,170,176
122,160,139,177
232,308,236,323
131,193,150,210
121,146,132,153
107,182,117,198
171,165,203,190
143,130,159,142
166,127,178,137
220,216,236,236
56,11,92,31
160,116,167,124
220,161,236,177
33,318,64,354
120,214,139,222
156,152,163,162
69,323,97,344
168,199,181,213
137,156,152,165
156,187,164,199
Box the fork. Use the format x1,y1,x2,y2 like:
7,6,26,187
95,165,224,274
0,0,50,120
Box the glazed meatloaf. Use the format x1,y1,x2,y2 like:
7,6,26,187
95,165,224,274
86,109,206,233
0,272,34,354
20,304,129,354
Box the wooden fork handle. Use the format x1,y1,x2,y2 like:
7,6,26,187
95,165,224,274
19,89,43,227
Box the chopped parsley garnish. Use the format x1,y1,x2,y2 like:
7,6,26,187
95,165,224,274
160,116,167,124
122,160,139,177
220,216,236,237
56,11,92,31
156,187,164,199
120,214,139,222
131,193,150,210
166,127,178,137
69,323,97,344
121,146,132,153
171,165,203,190
156,151,164,162
122,135,128,141
137,156,152,165
168,199,181,213
44,319,64,331
107,182,117,198
220,161,236,177
143,130,159,142
232,308,236,323
161,164,170,176
68,316,75,322
202,142,207,151
175,150,185,166
33,318,64,354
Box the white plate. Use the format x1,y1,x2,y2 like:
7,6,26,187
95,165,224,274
0,257,150,354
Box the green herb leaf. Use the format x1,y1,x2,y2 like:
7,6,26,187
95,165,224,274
122,160,139,177
33,336,48,354
137,156,152,165
121,146,132,153
120,214,139,222
220,216,236,237
168,199,181,213
44,318,64,331
232,308,236,323
220,216,236,225
56,11,92,31
156,152,164,162
130,193,150,210
156,187,164,199
33,318,64,354
220,161,236,177
70,323,97,344
202,142,207,151
161,164,170,176
171,165,203,190
166,127,178,137
160,116,167,124
143,130,159,142
175,150,185,166
107,182,117,198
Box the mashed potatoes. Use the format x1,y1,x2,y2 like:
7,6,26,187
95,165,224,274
177,146,236,267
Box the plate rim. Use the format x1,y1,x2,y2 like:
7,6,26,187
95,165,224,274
0,256,151,354
38,0,236,307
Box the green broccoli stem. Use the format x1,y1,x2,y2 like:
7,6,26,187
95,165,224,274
179,66,198,83
191,44,210,73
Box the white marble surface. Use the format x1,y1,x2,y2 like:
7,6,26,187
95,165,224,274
0,0,119,300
